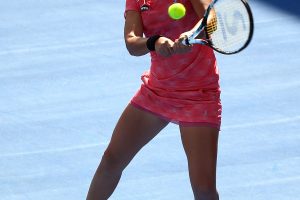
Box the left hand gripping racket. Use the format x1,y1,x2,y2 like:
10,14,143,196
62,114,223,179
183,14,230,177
183,0,254,55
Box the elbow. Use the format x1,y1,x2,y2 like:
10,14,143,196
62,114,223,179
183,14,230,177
124,37,136,56
125,42,142,57
126,44,137,56
125,36,148,56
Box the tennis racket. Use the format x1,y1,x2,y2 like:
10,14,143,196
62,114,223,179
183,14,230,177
183,0,254,55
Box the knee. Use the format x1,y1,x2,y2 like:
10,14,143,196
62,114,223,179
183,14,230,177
194,189,219,200
100,149,126,175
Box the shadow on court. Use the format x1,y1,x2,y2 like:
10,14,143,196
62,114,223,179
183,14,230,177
256,0,300,18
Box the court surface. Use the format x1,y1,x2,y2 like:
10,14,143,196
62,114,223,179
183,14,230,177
0,0,299,199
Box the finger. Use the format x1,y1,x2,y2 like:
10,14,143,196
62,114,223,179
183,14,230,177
164,41,175,56
159,47,171,57
167,46,174,56
173,42,182,54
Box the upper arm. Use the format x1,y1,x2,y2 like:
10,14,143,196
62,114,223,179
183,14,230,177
124,10,144,44
123,10,149,56
189,0,212,18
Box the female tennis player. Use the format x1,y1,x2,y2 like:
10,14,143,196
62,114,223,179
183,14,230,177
87,0,221,199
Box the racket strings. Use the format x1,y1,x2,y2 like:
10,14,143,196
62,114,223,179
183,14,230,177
208,0,253,53
206,10,218,36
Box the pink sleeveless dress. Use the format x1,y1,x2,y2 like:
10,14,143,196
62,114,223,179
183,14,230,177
125,0,222,128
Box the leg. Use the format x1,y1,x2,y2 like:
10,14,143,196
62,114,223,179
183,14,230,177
180,126,220,200
86,104,169,200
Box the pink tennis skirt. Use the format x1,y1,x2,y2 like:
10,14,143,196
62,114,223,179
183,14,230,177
130,71,222,129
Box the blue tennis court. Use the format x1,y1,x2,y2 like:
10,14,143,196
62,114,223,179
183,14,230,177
0,0,299,199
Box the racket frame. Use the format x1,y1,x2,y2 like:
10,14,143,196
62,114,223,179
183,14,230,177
183,0,254,55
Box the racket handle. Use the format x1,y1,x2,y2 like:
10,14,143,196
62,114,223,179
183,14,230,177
182,38,190,46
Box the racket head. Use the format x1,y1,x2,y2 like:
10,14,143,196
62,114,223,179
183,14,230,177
204,0,254,54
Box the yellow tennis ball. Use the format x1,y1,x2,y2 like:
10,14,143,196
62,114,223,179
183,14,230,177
168,3,186,20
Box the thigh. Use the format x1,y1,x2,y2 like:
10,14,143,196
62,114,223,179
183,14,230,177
105,104,169,168
179,126,219,189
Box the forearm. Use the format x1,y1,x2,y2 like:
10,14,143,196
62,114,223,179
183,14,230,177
188,0,211,34
189,19,203,34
